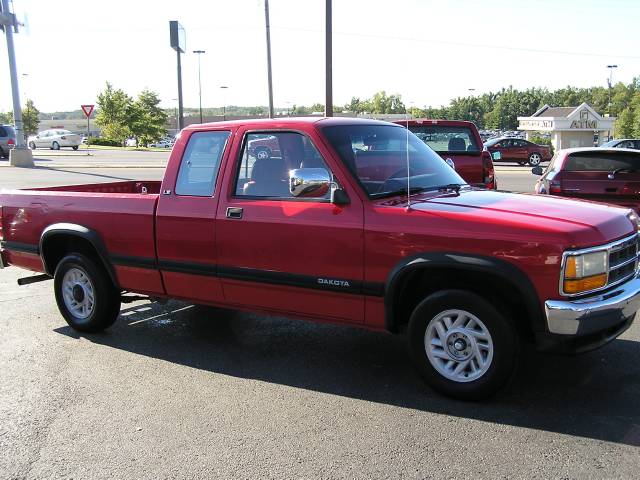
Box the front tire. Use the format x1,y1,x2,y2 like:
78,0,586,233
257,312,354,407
528,153,542,166
54,254,121,332
72,145,79,151
28,141,36,150
408,289,518,400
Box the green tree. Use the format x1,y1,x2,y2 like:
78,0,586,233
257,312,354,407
95,82,133,143
615,108,635,138
22,99,40,136
369,91,405,114
0,111,12,124
309,102,325,113
130,89,167,146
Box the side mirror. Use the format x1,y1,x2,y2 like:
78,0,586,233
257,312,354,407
531,166,543,176
444,158,456,169
289,168,331,198
491,151,501,160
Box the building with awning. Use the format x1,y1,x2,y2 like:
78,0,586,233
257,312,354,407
517,102,615,152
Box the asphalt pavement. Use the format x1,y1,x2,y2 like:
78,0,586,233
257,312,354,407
1,150,639,479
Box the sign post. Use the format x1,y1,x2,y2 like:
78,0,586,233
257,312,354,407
81,104,94,155
169,21,186,130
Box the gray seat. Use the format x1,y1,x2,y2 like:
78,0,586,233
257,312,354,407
243,157,290,197
448,137,466,151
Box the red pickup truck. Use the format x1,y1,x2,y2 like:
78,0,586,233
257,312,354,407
2,117,639,400
394,119,496,189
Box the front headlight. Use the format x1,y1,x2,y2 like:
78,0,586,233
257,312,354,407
562,250,608,295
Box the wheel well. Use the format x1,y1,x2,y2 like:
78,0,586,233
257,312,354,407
390,267,535,341
41,234,115,285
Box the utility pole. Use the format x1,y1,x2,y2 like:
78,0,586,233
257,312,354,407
264,0,274,118
325,0,333,117
193,50,205,123
1,0,33,167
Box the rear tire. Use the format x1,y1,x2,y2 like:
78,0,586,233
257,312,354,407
528,153,541,166
52,141,60,150
54,254,121,332
72,145,79,151
408,289,519,400
0,146,6,158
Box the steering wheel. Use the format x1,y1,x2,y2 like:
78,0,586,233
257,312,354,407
380,168,417,193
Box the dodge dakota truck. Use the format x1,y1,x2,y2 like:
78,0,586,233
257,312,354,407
1,117,639,400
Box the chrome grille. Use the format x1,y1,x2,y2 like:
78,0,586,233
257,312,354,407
608,234,639,286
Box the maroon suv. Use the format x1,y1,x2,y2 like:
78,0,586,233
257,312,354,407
533,147,640,212
485,137,552,166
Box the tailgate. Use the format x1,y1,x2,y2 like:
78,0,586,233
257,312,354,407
435,152,483,185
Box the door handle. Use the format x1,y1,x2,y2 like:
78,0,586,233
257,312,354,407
226,207,243,219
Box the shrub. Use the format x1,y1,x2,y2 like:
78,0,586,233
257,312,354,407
87,137,121,147
529,135,554,154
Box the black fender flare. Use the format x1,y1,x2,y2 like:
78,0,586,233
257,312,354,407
39,223,119,287
383,252,544,333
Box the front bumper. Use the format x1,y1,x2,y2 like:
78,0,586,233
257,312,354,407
538,275,640,353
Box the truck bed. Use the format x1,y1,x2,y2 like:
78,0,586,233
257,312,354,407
0,180,164,295
29,180,162,195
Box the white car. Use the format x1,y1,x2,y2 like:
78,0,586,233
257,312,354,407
148,139,174,148
28,129,81,150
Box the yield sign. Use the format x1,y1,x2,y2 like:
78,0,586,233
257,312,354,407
81,104,94,118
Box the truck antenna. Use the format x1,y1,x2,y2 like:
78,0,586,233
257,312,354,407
405,112,411,212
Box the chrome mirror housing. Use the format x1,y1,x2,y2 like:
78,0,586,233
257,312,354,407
289,168,331,198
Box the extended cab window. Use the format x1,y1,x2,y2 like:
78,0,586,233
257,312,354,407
175,130,230,196
235,131,330,199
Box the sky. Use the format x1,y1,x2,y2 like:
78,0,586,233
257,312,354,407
1,0,640,113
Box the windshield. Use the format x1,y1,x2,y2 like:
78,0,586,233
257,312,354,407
408,125,480,153
322,124,465,198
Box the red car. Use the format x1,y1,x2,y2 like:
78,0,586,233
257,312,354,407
395,119,496,189
2,118,639,400
247,135,281,160
485,137,552,166
534,147,640,212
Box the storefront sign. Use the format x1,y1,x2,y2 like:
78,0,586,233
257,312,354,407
570,119,598,129
520,119,553,129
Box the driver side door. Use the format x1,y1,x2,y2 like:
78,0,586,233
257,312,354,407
215,128,366,324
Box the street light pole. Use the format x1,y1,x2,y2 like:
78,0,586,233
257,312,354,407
607,64,618,117
220,86,229,121
193,50,205,123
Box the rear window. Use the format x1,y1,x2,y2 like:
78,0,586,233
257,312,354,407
408,125,479,153
564,151,640,171
175,130,230,196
